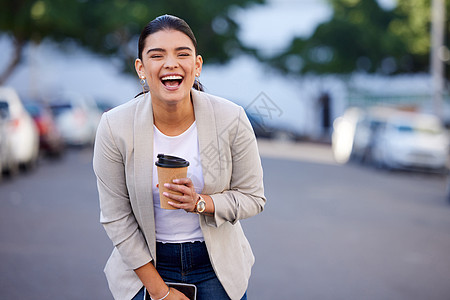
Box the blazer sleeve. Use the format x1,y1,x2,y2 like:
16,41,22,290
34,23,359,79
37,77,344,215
93,113,152,270
206,106,266,227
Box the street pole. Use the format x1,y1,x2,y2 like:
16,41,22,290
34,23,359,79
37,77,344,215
430,0,446,120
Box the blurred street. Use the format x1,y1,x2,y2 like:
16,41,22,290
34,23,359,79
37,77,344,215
1,141,450,300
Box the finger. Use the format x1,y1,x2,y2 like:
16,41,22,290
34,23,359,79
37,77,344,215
167,201,184,209
170,288,189,299
172,177,194,186
163,191,183,201
167,199,193,211
163,192,196,212
163,191,193,204
164,183,192,195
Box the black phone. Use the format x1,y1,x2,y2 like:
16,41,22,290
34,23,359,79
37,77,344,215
145,282,197,300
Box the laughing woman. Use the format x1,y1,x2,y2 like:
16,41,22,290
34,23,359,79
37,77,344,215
93,15,266,300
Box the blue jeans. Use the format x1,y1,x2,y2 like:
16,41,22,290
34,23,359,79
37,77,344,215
132,241,247,300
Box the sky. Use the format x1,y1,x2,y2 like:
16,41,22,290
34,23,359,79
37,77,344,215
234,0,397,55
233,0,333,56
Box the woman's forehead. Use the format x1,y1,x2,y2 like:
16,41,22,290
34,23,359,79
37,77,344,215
143,29,195,51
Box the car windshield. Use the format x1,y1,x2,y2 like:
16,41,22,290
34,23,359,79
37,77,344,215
395,124,442,135
50,103,73,116
24,102,42,117
0,101,9,119
396,125,413,133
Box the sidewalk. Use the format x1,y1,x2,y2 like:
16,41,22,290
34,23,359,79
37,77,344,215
256,138,338,166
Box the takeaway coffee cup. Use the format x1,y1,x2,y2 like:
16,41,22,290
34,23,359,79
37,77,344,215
155,154,190,210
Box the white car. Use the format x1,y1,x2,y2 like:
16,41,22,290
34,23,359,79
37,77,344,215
372,111,449,172
50,92,102,146
332,106,406,165
351,106,398,164
0,87,39,172
332,107,364,164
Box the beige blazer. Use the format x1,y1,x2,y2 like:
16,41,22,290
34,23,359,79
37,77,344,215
93,89,266,300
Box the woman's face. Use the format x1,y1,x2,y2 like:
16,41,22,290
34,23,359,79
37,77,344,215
135,29,202,105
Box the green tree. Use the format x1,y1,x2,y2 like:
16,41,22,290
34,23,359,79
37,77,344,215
269,0,449,79
0,0,264,84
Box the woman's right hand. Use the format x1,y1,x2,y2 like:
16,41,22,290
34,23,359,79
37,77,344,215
134,263,189,300
166,288,189,300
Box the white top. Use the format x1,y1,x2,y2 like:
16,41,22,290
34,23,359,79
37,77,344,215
152,121,205,243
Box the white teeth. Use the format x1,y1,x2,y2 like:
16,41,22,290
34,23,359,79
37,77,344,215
161,75,183,81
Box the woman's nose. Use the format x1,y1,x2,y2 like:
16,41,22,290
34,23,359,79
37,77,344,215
164,55,178,68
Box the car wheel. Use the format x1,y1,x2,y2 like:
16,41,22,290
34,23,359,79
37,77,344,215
22,157,38,172
3,162,19,178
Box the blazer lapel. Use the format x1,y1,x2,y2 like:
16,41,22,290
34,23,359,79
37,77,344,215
133,93,156,259
192,90,221,195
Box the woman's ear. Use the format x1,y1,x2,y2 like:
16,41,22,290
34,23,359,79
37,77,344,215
135,58,145,78
195,55,203,77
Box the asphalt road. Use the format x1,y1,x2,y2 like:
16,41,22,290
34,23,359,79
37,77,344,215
1,142,449,300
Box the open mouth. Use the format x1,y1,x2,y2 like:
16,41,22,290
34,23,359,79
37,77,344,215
161,75,183,88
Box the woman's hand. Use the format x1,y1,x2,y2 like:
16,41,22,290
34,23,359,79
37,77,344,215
163,178,198,212
166,287,189,300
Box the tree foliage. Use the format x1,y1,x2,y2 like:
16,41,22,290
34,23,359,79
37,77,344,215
0,0,264,84
268,0,449,79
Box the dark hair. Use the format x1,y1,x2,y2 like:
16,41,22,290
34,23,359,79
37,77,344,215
137,14,203,92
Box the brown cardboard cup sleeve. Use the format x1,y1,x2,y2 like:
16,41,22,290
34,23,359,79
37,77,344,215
155,154,190,210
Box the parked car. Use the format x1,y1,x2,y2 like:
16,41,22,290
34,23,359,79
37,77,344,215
95,100,115,113
332,106,398,164
246,111,276,139
49,92,102,146
0,101,14,178
0,87,39,172
351,106,397,164
245,110,304,141
24,100,65,158
331,107,364,164
371,111,449,172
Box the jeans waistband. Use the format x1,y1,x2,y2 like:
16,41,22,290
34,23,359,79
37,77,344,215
156,241,210,272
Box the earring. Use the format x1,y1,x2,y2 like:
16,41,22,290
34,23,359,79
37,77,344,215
139,76,146,94
194,74,201,91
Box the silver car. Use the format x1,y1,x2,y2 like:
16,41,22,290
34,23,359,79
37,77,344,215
50,92,102,147
0,87,40,172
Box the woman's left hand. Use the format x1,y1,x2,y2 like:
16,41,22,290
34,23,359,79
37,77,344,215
163,178,198,212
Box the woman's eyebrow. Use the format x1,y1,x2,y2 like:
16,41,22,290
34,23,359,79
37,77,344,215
147,47,165,54
146,46,193,55
175,46,193,52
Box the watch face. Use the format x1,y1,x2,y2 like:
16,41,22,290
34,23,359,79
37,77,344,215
197,200,206,213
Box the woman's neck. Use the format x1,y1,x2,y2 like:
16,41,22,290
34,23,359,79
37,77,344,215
152,97,195,136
